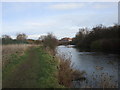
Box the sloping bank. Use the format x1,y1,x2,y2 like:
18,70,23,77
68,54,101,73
3,46,63,88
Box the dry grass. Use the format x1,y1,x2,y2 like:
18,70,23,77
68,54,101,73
2,44,39,67
57,54,85,88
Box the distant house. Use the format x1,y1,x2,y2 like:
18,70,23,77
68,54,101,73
59,37,72,42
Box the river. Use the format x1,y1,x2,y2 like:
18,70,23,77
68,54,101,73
57,45,119,88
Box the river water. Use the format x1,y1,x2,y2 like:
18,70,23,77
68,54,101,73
57,45,119,88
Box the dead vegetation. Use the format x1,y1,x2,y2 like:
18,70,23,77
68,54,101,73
57,54,86,88
2,44,39,67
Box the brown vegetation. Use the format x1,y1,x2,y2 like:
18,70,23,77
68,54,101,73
57,54,85,88
2,44,39,68
39,33,58,53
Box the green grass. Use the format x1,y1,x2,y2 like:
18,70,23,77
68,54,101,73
3,46,63,88
3,53,28,81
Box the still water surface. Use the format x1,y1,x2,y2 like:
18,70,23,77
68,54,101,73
57,45,119,88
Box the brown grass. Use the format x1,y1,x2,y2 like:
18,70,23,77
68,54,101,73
57,54,85,88
2,44,39,67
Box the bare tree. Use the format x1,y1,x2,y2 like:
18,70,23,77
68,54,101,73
39,33,58,52
2,35,12,44
2,35,12,40
16,33,27,41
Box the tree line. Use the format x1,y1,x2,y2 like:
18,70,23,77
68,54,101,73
2,33,28,44
2,33,58,52
2,24,120,53
72,24,120,52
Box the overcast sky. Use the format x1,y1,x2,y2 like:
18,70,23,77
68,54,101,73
2,2,118,39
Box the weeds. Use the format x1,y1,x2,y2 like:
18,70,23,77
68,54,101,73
2,44,39,68
57,54,85,88
3,46,63,88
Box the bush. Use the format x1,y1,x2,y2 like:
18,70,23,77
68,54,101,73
90,39,120,52
90,40,102,51
57,54,86,87
39,33,58,53
73,24,120,52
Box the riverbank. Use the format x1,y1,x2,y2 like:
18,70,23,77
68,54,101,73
3,46,63,88
57,45,119,88
72,46,120,55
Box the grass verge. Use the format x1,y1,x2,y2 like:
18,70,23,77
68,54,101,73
3,46,63,88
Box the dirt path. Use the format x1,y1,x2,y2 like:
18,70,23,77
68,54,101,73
3,47,41,88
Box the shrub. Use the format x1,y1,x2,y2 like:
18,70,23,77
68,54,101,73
90,39,120,52
90,40,102,51
73,24,120,52
57,54,86,87
39,33,58,53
